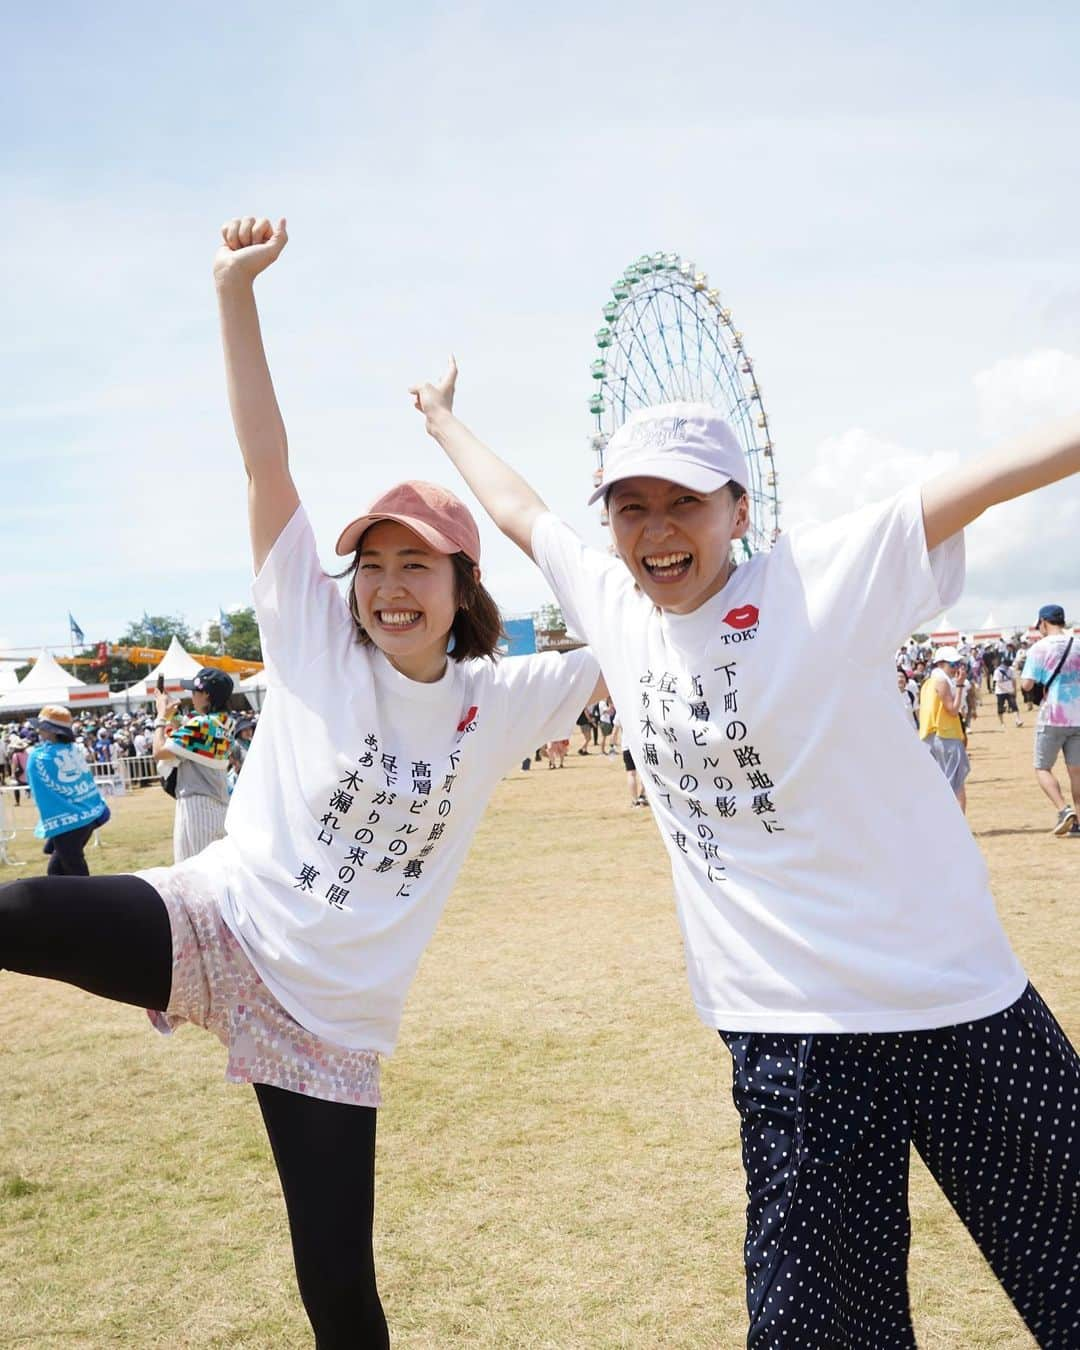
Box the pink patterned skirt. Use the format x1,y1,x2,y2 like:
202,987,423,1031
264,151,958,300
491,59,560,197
138,863,381,1107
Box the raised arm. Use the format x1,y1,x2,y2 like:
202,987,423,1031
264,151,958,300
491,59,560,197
410,359,548,559
931,668,964,717
214,216,300,572
921,415,1080,552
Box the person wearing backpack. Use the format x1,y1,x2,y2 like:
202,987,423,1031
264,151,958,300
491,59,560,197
1021,603,1080,836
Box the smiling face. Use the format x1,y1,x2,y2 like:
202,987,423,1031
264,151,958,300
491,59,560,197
606,476,750,615
352,520,458,682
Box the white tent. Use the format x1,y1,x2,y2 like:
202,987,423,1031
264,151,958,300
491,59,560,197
141,636,205,696
235,670,268,711
0,649,109,713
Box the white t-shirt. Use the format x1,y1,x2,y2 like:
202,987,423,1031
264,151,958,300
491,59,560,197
162,506,598,1054
992,665,1015,695
532,487,1026,1034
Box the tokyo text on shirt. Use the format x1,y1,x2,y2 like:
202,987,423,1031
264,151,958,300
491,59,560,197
166,506,598,1054
532,487,1025,1034
1022,634,1080,728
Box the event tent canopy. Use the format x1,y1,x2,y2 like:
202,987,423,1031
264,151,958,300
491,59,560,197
0,649,110,713
235,670,268,711
141,636,205,696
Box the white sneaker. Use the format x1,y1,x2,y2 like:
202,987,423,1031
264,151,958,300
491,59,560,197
1053,806,1078,837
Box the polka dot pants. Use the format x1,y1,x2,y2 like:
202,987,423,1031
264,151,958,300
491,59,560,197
720,984,1080,1348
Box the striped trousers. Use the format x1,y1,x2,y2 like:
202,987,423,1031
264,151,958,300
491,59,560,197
172,794,227,863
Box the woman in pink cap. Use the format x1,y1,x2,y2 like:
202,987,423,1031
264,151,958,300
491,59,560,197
0,218,600,1347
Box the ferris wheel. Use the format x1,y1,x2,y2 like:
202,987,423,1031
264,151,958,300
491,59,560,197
588,252,781,556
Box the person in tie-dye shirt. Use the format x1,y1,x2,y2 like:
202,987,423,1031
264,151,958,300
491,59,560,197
1021,603,1080,836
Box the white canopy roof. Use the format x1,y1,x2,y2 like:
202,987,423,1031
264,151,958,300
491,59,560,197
141,635,205,695
235,670,268,710
0,649,109,713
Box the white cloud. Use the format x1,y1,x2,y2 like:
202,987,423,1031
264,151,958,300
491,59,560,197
963,350,1080,590
974,349,1080,439
781,349,1080,630
781,427,958,529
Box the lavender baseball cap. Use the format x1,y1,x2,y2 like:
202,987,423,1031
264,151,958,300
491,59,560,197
589,403,750,505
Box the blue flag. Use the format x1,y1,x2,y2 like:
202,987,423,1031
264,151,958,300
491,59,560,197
68,613,85,645
219,609,233,639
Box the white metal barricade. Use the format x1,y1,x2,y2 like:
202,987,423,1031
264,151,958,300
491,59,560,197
0,786,26,867
0,782,109,864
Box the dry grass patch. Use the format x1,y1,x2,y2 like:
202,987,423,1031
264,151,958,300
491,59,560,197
0,714,1071,1346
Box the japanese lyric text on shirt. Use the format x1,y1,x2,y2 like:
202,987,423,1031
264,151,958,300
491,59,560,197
160,506,598,1054
532,488,1026,1034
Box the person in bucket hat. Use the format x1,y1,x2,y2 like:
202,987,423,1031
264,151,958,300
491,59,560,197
25,705,110,876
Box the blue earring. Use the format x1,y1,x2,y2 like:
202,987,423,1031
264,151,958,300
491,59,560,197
447,632,457,654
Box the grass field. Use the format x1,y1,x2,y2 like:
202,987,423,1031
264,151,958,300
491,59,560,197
0,709,1074,1347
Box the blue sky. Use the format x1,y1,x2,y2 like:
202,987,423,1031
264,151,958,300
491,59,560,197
4,1,1079,660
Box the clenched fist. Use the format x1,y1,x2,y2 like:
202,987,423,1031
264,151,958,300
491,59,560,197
213,216,288,286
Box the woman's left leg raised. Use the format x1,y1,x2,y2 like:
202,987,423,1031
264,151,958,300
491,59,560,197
0,873,172,1008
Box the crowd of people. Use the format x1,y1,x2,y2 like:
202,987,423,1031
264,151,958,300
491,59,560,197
1,701,258,796
895,609,1080,837
2,708,165,799
897,634,1032,725
1,680,260,877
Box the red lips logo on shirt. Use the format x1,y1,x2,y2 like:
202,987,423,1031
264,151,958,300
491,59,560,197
723,605,759,630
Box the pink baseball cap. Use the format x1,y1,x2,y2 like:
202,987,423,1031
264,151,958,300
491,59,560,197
335,481,482,562
588,402,750,505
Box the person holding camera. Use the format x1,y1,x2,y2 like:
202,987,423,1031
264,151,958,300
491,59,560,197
919,645,970,812
153,666,234,862
1021,604,1079,836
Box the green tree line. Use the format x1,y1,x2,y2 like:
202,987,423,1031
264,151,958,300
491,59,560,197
17,610,263,687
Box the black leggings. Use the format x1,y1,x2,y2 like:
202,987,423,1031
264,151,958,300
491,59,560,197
44,821,101,877
0,874,389,1348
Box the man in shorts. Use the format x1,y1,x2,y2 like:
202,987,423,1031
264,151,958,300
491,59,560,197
1021,603,1080,836
992,658,1023,728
